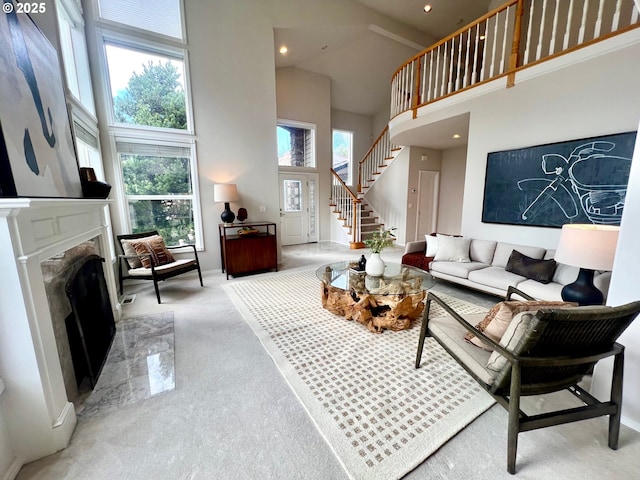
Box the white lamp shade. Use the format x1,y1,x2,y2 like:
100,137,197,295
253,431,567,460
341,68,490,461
214,183,239,203
554,224,619,271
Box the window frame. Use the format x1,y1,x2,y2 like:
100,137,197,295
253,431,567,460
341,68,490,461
112,134,204,250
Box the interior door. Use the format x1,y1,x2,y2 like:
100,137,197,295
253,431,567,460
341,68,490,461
415,170,440,240
279,173,308,245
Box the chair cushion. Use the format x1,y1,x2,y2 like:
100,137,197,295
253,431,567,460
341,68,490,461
127,258,197,276
434,235,471,262
465,299,577,350
129,236,175,268
505,250,557,284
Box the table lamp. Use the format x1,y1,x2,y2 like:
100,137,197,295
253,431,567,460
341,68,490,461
554,224,619,305
214,183,239,224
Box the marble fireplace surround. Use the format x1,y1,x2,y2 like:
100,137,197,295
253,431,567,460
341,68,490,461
0,198,120,465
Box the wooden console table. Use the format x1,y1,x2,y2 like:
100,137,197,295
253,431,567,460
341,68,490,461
219,222,277,279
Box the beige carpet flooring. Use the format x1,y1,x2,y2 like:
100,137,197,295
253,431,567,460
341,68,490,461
15,243,640,480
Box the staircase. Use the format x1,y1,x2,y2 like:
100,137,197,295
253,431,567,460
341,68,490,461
330,126,401,248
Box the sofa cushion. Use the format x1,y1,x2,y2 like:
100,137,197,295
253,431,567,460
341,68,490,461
469,239,498,264
129,236,175,268
552,262,580,285
430,261,489,278
468,266,526,291
505,250,557,284
515,279,564,301
424,234,439,257
491,242,546,268
434,235,471,262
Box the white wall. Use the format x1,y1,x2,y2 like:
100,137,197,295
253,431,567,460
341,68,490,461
461,41,640,248
437,146,467,235
406,148,442,241
591,123,640,430
331,109,373,190
276,67,332,240
365,148,410,245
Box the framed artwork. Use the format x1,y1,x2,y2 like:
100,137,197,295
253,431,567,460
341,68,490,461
0,4,82,197
481,131,636,228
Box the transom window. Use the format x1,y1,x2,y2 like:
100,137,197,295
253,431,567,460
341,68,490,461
277,121,316,168
104,42,188,131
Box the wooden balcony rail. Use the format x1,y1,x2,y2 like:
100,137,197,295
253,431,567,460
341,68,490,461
330,169,364,248
391,0,640,119
357,126,400,193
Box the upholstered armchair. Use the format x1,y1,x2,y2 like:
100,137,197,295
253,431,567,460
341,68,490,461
416,286,640,474
117,231,203,304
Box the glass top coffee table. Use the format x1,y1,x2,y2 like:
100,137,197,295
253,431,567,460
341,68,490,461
315,261,435,333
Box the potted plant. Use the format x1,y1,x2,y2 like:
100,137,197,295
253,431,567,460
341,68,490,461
364,227,396,276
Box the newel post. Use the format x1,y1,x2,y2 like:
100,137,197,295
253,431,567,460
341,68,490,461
507,0,525,87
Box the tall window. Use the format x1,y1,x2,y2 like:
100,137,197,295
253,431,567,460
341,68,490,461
277,121,316,168
94,0,201,246
332,129,353,185
116,141,197,245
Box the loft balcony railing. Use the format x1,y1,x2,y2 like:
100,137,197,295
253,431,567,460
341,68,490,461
391,0,640,119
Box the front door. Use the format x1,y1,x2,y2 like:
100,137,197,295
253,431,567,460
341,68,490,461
279,173,317,245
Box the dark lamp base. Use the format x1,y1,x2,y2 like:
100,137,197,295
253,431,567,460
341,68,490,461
220,202,236,224
561,268,604,306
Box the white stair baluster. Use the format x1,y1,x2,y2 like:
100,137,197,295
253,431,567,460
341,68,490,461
524,0,536,64
594,0,605,38
578,0,590,44
536,0,548,61
549,0,560,55
563,0,576,50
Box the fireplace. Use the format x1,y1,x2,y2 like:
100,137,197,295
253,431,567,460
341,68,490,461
0,198,120,463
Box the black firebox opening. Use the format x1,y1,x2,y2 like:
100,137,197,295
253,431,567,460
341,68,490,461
65,254,116,389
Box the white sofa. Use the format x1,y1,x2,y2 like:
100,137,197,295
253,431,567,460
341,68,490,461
403,237,611,301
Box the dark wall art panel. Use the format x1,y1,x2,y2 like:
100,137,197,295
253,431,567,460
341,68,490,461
482,132,636,228
0,4,82,197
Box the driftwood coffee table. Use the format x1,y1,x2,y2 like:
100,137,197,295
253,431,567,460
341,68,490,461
316,261,435,333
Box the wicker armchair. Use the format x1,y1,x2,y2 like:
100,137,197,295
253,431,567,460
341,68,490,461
415,286,640,474
117,231,203,304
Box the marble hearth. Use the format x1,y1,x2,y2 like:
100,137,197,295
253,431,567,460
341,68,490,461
0,198,120,466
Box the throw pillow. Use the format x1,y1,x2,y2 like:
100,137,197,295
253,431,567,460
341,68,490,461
120,235,160,269
433,234,471,262
424,234,439,257
129,236,175,269
485,310,536,377
464,299,577,350
505,250,557,284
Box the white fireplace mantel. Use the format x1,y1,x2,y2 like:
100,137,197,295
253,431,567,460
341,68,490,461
0,198,119,465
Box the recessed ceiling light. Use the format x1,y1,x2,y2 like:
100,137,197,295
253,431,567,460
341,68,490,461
279,46,288,54
423,5,432,13
452,133,461,139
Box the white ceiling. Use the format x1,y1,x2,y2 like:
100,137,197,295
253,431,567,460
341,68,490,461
274,0,493,148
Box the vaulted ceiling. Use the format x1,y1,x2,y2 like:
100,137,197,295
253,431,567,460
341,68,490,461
274,1,493,117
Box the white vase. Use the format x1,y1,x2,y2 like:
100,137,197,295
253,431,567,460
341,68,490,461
366,252,385,277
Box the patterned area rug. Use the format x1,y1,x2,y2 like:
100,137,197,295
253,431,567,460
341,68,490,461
225,270,494,480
